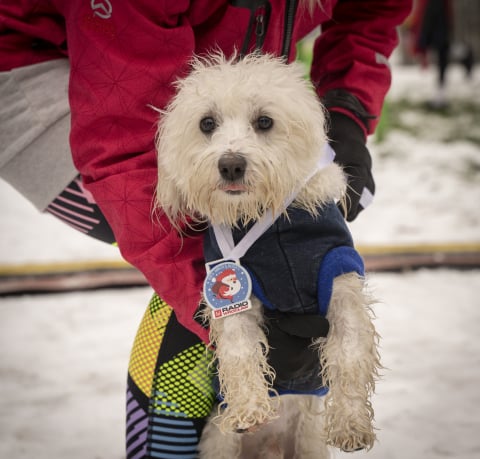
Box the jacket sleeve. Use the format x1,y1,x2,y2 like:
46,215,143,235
65,4,209,342
311,0,412,135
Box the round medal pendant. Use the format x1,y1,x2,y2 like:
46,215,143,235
203,260,252,319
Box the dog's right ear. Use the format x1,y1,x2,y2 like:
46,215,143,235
153,107,190,225
150,104,185,224
154,160,187,226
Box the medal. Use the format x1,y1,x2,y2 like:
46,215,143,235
204,260,252,319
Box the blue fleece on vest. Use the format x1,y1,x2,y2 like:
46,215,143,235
203,202,364,317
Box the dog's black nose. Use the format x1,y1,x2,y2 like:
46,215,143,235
218,154,246,181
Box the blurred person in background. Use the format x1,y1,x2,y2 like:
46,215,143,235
407,0,474,108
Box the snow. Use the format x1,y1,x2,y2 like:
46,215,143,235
0,288,148,459
1,62,480,458
336,270,480,459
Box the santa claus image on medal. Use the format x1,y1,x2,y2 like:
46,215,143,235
204,261,252,314
211,268,241,301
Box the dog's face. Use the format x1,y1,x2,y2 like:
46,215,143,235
156,53,328,226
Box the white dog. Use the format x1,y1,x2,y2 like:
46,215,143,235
155,53,380,458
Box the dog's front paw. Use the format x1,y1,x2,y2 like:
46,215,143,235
326,417,375,452
328,432,375,452
217,399,277,433
324,397,376,452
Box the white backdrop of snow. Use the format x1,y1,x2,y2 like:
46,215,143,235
1,63,479,458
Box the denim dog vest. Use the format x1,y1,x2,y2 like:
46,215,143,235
204,202,364,317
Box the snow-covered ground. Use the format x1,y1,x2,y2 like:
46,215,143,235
1,61,479,459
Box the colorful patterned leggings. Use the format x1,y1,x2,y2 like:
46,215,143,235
46,177,215,458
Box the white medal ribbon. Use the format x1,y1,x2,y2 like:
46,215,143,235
211,143,336,261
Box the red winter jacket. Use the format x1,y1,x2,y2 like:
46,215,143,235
0,0,411,343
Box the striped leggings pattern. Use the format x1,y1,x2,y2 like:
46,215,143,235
147,416,199,459
45,176,116,244
126,387,149,459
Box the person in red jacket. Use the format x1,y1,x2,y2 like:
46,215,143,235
0,1,411,457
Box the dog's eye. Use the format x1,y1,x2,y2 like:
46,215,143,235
200,117,217,134
255,116,273,131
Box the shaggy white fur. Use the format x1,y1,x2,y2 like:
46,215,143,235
155,53,380,458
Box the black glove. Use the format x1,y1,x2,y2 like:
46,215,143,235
265,311,329,382
328,111,375,222
321,89,376,222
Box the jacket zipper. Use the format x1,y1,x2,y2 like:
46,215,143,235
237,1,270,57
254,4,270,50
234,0,296,59
281,0,299,58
